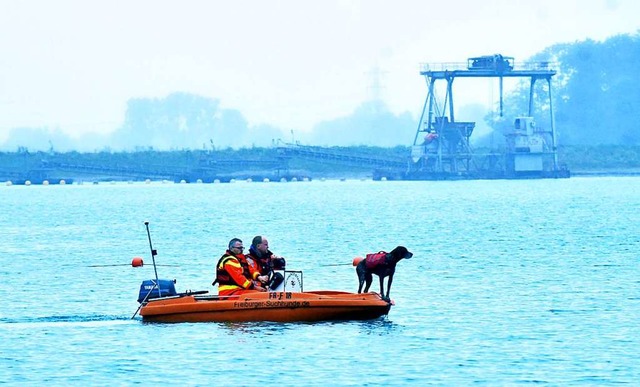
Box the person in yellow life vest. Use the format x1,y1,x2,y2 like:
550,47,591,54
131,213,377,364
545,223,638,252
215,238,269,296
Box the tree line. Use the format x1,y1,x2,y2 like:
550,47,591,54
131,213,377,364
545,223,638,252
0,32,638,152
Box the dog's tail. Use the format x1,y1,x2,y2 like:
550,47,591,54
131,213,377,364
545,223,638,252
352,256,364,266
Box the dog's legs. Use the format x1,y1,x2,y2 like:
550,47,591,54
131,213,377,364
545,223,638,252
385,274,394,300
357,265,365,293
357,278,364,294
363,272,373,293
379,276,386,299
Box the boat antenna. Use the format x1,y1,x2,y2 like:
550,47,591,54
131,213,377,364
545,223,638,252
144,221,160,287
131,221,161,320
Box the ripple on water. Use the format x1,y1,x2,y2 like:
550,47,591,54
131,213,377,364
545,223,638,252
1,178,639,384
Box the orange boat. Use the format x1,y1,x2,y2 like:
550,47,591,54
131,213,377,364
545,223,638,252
138,290,392,323
134,223,391,323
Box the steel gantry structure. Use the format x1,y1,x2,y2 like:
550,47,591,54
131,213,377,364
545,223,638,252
407,54,568,179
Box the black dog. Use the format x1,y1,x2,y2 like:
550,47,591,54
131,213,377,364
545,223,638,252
355,246,413,300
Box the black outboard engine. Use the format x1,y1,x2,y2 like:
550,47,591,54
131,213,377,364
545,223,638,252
268,257,286,290
272,257,286,270
268,272,285,290
137,279,177,303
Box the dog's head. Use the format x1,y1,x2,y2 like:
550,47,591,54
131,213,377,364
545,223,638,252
390,246,413,260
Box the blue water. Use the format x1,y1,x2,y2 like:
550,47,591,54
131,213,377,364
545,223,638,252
1,178,638,385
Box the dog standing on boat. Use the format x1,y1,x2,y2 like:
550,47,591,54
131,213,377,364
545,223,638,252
354,246,413,300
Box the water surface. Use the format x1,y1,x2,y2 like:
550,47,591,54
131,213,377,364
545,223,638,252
1,177,638,384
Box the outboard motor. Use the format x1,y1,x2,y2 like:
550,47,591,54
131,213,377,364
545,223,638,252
268,272,285,290
137,279,177,303
272,257,286,270
267,257,286,291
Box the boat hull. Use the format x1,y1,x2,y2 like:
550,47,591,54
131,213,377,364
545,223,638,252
139,290,392,323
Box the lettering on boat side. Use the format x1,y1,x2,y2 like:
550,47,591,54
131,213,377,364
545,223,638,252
268,292,292,300
232,300,310,309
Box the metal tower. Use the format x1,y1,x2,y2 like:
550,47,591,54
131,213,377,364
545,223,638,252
408,54,568,179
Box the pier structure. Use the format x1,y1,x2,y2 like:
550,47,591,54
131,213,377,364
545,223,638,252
408,54,567,179
1,55,571,183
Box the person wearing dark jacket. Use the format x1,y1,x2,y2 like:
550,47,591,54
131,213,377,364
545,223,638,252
246,236,286,290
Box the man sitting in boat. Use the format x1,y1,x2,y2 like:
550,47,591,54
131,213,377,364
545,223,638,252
215,238,269,296
246,236,286,291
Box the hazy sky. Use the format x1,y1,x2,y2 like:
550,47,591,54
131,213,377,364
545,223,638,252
1,0,638,144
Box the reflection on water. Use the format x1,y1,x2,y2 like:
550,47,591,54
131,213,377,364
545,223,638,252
214,317,398,337
357,318,399,336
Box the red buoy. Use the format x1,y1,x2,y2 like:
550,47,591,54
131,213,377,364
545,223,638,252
132,257,144,267
352,256,364,266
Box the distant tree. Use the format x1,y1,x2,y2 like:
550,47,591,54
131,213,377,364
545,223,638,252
246,123,286,147
307,100,415,146
111,92,221,150
501,32,640,145
0,126,77,152
109,92,285,150
215,108,248,148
